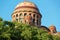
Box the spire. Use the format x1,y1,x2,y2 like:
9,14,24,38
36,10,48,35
24,0,29,2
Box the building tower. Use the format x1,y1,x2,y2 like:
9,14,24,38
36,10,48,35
12,1,42,27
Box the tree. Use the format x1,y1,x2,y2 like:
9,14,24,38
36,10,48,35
0,19,60,40
53,35,60,40
0,22,11,40
0,17,3,21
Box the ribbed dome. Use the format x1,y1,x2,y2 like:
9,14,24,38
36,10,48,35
15,2,37,8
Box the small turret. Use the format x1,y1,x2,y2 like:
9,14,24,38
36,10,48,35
49,25,57,33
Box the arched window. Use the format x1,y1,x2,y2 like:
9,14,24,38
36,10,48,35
29,13,31,15
16,18,18,21
33,19,35,23
33,14,35,17
37,20,38,25
20,13,22,16
16,14,18,17
24,13,27,16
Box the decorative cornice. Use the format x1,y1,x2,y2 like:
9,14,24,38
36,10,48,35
15,6,38,11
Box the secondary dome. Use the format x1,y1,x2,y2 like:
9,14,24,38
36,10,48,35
49,25,56,30
15,2,37,8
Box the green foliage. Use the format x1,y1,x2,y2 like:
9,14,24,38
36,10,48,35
0,21,4,27
0,17,3,21
0,18,60,40
53,35,60,40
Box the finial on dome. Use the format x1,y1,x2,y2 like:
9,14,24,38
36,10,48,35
24,0,29,2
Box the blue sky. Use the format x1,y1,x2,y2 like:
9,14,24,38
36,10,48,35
0,0,60,32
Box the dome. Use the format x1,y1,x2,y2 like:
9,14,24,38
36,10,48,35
49,25,56,30
15,2,37,8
